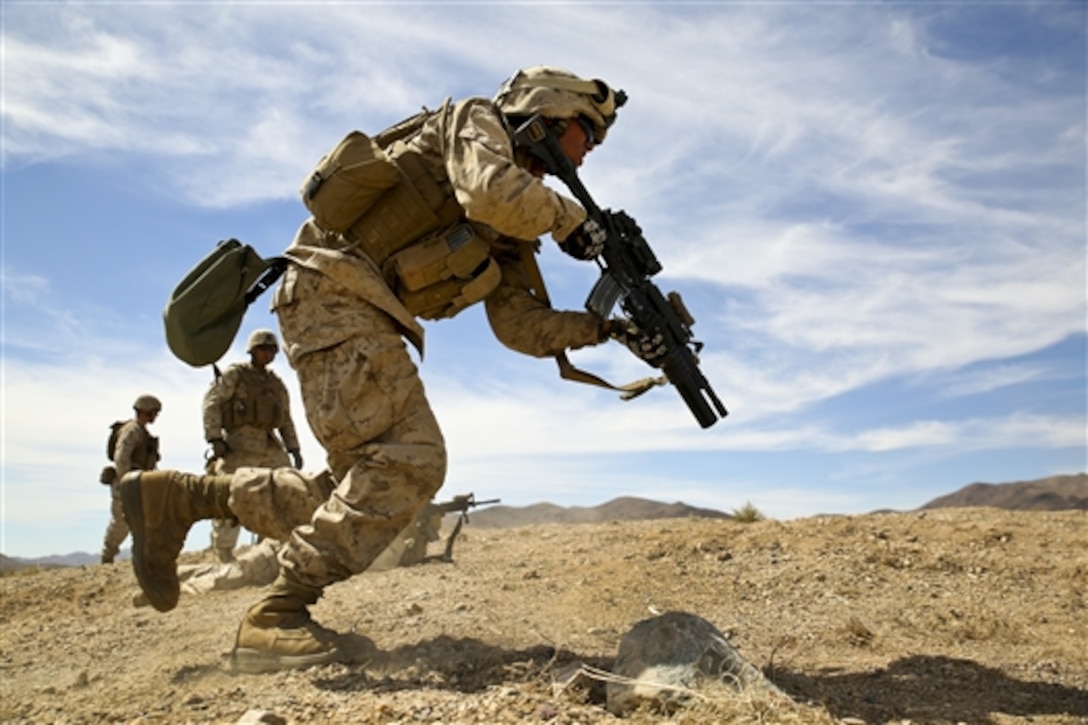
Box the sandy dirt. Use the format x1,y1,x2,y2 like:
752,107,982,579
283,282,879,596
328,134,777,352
2,507,1086,724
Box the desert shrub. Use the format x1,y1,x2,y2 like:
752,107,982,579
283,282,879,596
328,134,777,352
732,501,765,523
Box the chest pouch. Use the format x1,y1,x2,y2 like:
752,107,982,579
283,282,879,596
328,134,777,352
253,396,282,429
300,131,401,234
384,223,501,320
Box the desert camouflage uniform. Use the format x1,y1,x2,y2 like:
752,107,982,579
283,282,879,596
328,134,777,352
203,362,301,558
102,420,159,561
239,97,601,592
135,502,443,607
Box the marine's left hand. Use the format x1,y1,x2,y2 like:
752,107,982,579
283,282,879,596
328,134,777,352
609,317,669,368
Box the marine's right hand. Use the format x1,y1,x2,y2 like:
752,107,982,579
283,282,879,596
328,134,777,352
558,218,606,261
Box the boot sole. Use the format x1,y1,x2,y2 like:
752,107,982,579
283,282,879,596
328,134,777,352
119,473,177,613
229,646,342,675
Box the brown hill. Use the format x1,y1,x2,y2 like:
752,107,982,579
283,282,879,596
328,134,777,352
920,473,1087,511
2,507,1086,724
461,495,731,529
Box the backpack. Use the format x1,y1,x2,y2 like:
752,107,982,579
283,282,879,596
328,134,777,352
106,420,126,461
300,130,400,234
100,420,127,484
163,239,286,367
300,101,499,320
298,105,440,235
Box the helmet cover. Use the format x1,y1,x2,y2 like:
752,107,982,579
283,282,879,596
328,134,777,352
133,394,162,413
246,329,279,353
494,66,626,143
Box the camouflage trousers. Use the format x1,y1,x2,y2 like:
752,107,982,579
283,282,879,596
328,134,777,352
179,538,282,596
101,480,129,559
165,501,441,605
233,266,447,591
210,432,292,557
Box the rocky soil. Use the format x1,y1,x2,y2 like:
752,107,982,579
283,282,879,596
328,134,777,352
2,507,1086,724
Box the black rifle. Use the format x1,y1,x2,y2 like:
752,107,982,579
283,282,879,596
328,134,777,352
514,116,728,428
431,493,500,563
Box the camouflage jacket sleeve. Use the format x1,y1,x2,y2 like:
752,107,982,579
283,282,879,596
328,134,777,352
202,365,240,441
483,244,603,358
271,372,300,452
444,99,586,244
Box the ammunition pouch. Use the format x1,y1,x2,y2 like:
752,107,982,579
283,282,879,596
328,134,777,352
220,395,282,433
384,223,502,320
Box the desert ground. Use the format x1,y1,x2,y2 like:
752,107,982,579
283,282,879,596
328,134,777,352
2,506,1086,724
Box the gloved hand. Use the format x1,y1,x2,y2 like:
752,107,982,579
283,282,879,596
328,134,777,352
558,218,607,261
208,438,230,459
289,449,303,470
608,317,669,368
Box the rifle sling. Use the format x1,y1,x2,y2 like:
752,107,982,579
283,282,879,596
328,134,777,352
519,242,666,400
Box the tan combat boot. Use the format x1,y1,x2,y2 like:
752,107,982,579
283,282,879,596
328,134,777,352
230,575,342,674
120,469,233,613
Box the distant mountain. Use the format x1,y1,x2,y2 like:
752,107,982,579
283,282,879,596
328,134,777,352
919,473,1087,511
453,496,732,529
1,550,129,574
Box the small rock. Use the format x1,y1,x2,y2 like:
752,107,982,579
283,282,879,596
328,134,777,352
536,702,558,720
607,611,786,716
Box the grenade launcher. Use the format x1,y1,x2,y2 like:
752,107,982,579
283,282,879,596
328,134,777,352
514,115,728,428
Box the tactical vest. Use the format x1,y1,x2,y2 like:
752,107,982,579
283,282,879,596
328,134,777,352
300,100,502,320
133,432,161,470
219,366,286,432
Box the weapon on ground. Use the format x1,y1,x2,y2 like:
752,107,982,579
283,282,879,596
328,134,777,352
513,116,729,428
428,493,500,563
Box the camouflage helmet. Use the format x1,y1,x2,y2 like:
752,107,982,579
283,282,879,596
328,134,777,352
246,328,279,353
493,66,626,144
133,394,162,413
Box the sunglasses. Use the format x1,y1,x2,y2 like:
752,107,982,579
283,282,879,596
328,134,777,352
576,115,598,146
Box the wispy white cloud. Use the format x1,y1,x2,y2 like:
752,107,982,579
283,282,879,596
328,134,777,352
933,362,1061,399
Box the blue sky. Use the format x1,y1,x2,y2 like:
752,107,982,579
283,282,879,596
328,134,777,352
2,2,1084,558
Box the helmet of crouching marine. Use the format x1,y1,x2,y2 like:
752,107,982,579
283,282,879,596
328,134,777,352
133,394,162,413
246,329,279,353
493,66,627,144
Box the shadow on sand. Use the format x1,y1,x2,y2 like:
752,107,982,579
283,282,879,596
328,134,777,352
772,654,1088,724
219,635,1086,723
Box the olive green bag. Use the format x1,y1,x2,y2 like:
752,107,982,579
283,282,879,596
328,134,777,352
163,239,286,367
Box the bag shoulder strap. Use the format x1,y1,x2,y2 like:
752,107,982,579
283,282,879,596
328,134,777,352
245,256,287,304
518,243,665,400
